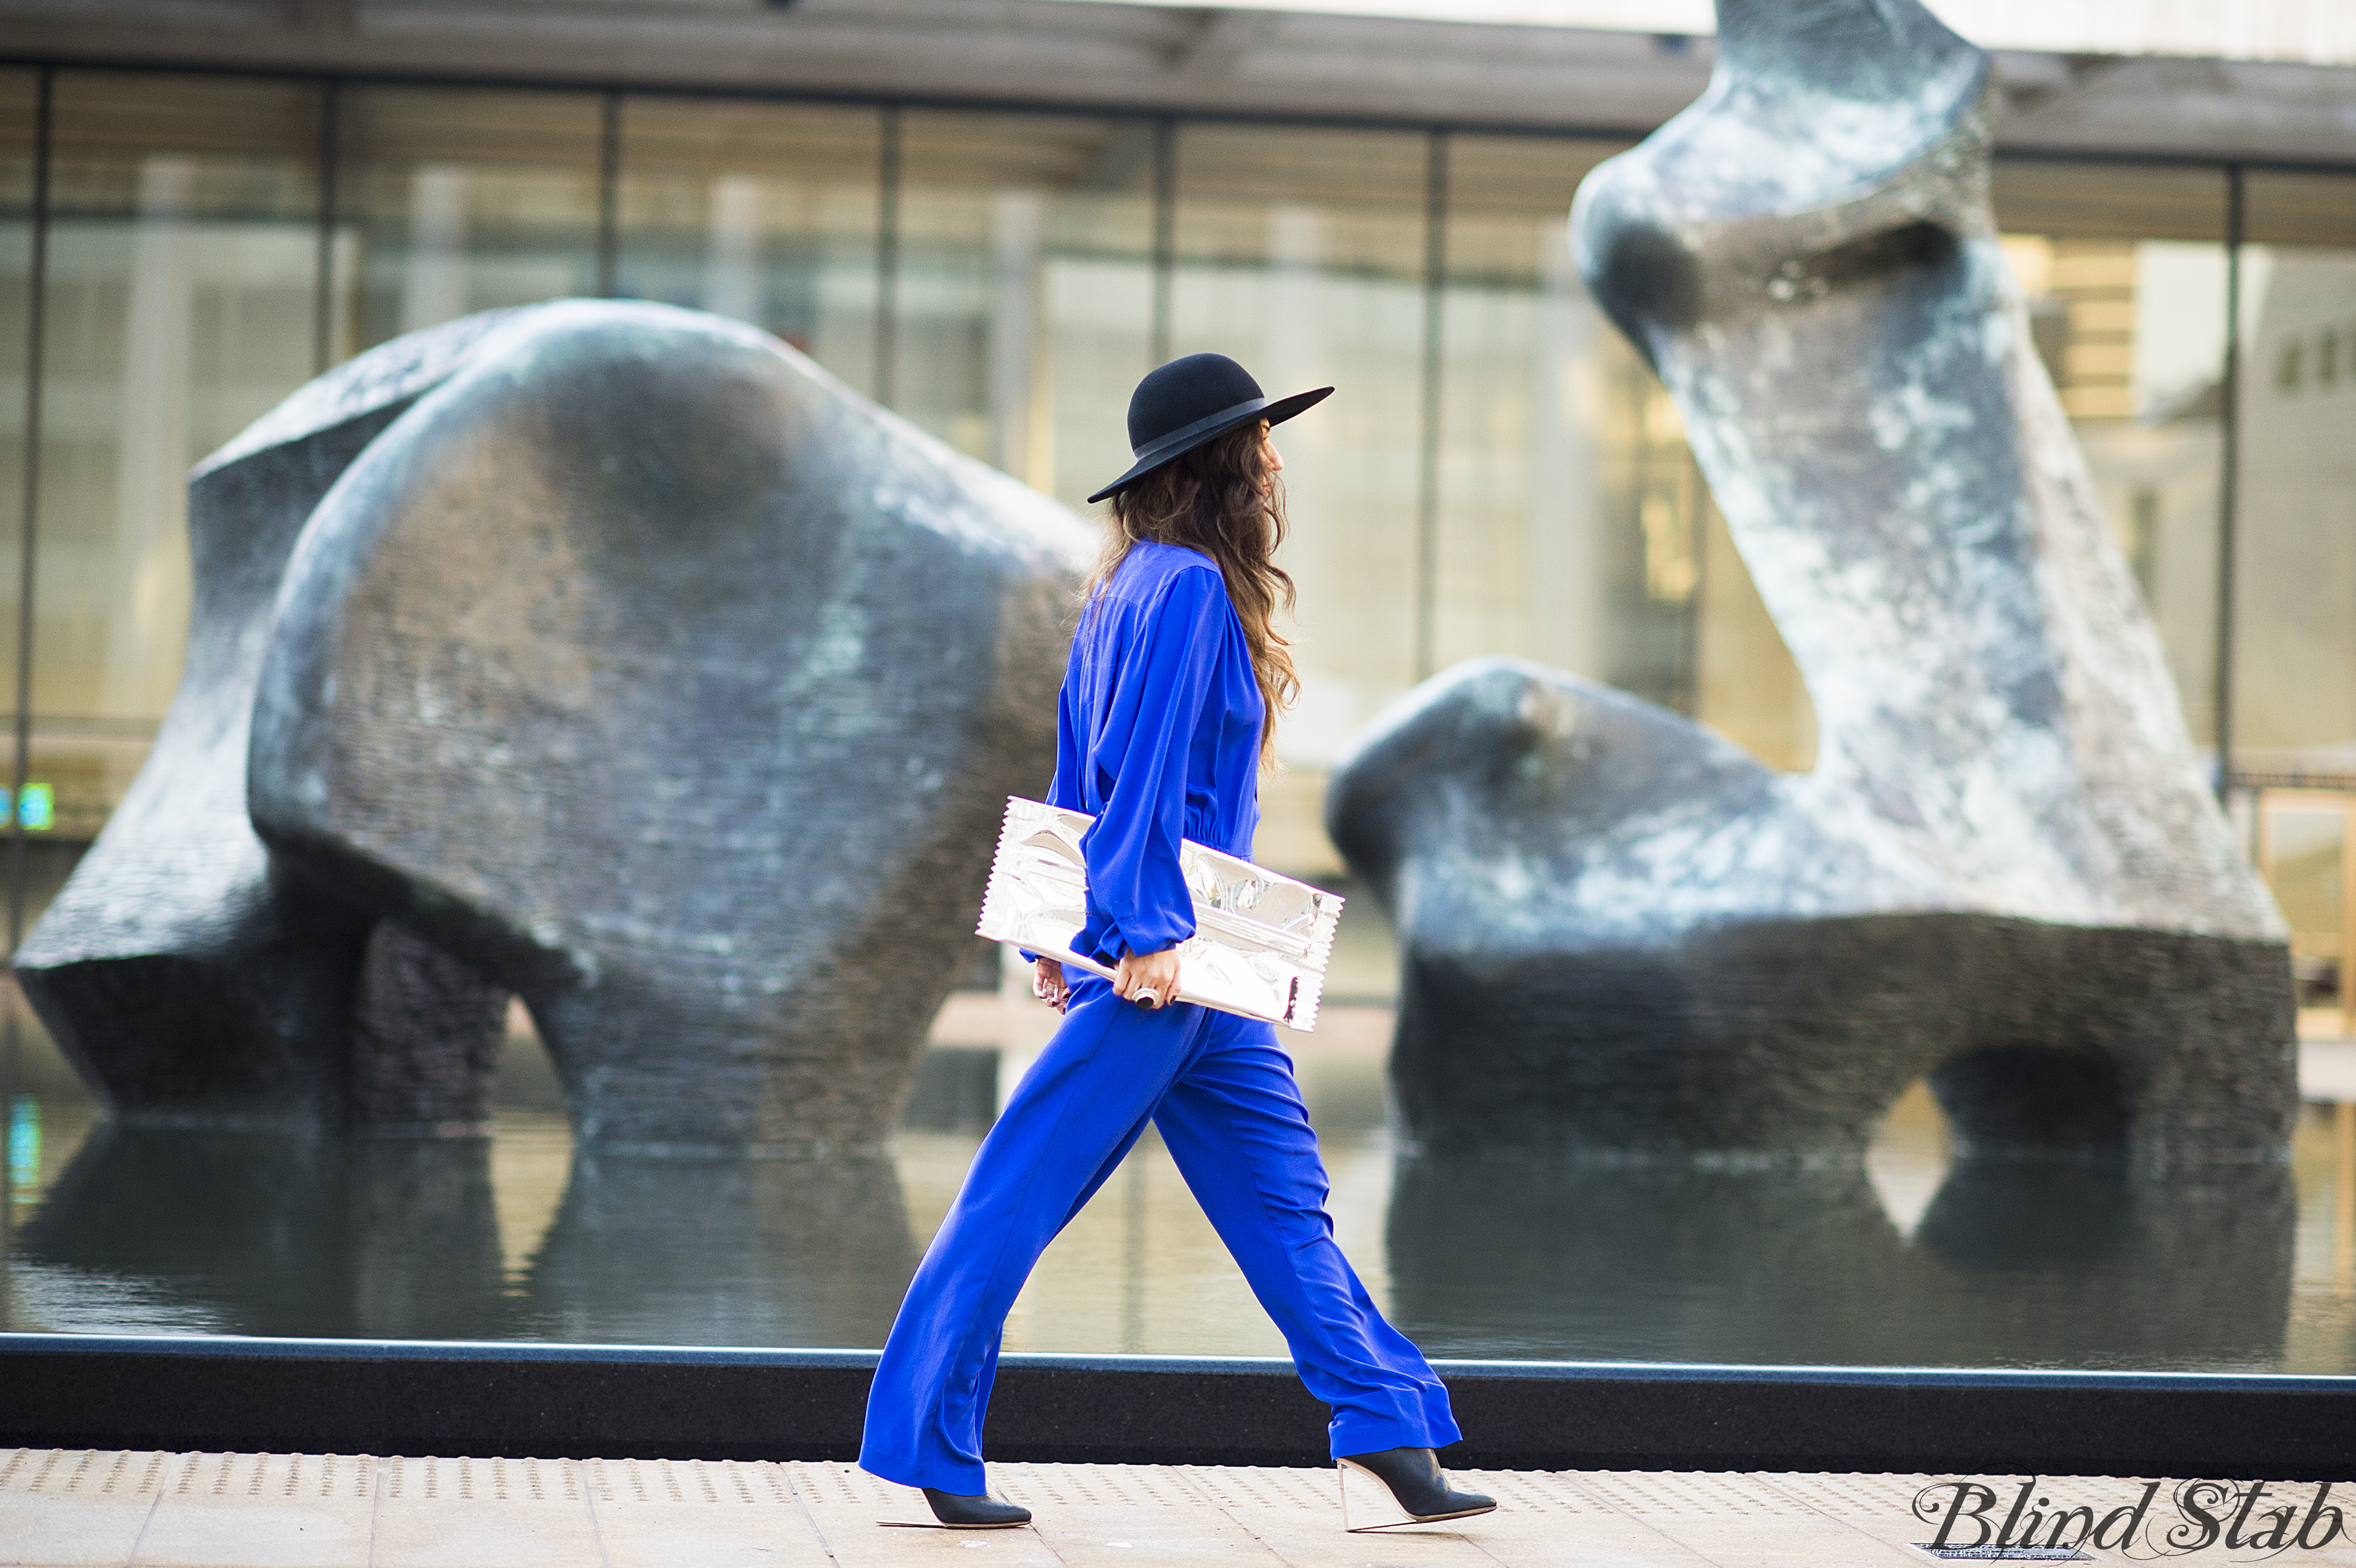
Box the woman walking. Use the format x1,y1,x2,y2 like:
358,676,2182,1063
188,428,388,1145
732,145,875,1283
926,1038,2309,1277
857,353,1494,1532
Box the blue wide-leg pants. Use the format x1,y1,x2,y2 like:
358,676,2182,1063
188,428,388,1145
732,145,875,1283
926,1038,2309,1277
859,973,1460,1494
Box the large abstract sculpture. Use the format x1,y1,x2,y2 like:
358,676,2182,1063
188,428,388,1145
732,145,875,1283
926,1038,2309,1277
15,313,518,1133
19,302,1092,1154
1327,0,2293,1167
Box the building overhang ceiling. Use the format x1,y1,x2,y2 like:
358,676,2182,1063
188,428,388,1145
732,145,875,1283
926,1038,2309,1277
1,0,2351,166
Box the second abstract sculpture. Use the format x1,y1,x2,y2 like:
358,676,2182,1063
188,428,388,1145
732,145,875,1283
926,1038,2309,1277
1327,0,2293,1167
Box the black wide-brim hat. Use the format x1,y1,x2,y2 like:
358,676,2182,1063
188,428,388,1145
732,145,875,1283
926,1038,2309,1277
1088,352,1332,504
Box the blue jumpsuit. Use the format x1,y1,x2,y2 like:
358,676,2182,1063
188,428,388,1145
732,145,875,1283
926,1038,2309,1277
858,540,1460,1495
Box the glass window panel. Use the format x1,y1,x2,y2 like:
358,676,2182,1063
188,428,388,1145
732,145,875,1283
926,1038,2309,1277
1437,136,1610,686
1995,162,2229,752
2247,170,2356,250
0,68,30,212
333,87,600,358
2234,172,2356,770
1992,160,2229,244
34,72,320,847
614,97,882,399
1442,134,1814,771
892,111,1153,508
0,67,39,862
1172,125,1426,874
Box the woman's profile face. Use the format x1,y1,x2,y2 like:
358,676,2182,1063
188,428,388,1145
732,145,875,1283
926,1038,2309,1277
1257,420,1283,494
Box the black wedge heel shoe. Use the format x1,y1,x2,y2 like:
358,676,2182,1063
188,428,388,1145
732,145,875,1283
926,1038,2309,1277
922,1488,1032,1528
1336,1447,1496,1531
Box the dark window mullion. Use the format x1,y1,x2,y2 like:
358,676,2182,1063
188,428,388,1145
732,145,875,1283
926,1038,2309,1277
2214,163,2244,801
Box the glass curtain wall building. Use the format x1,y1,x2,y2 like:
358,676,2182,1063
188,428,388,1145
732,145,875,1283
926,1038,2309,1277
2,66,2353,952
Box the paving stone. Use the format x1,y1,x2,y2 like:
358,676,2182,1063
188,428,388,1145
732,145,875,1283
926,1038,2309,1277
583,1459,832,1568
368,1456,600,1568
1547,1468,1917,1568
131,1452,376,1568
994,1464,1283,1567
781,1463,1059,1568
1413,1471,1714,1568
0,1449,170,1568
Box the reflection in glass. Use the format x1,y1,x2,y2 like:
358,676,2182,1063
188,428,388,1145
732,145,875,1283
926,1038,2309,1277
27,74,319,877
614,98,882,399
1172,126,1427,874
1434,137,1616,684
1994,163,2227,753
333,87,600,358
892,111,1154,511
0,66,35,913
2234,173,2356,770
1440,136,1815,776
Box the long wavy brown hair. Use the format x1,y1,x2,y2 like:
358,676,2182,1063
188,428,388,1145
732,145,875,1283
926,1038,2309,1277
1091,420,1298,765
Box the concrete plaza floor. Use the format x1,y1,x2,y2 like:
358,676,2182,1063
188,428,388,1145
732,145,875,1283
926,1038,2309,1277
5,1451,2352,1568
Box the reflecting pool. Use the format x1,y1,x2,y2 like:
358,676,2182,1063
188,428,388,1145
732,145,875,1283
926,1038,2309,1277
4,993,2353,1372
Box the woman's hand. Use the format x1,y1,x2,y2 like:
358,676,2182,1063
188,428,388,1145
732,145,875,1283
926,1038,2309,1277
1113,947,1183,1011
1032,957,1069,1013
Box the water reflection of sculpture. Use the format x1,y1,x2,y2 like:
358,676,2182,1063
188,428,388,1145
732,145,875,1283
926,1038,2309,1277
16,301,1091,1154
16,1129,506,1339
1329,0,2296,1172
15,1126,917,1347
1385,1157,2296,1370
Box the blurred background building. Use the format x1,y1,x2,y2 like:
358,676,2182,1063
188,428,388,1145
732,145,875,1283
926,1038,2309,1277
0,0,2351,980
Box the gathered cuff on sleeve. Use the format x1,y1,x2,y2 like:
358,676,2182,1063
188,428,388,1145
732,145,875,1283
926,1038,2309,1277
1073,900,1195,969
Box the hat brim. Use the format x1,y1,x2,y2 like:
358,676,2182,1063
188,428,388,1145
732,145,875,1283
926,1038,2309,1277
1086,385,1332,505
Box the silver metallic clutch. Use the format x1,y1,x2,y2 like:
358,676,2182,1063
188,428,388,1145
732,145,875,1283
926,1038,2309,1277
976,795,1344,1032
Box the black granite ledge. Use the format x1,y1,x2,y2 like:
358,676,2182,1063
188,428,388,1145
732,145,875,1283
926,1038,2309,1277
2,1335,2350,1480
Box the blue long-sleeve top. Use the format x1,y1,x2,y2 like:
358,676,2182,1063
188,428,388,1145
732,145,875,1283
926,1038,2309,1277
1047,540,1265,965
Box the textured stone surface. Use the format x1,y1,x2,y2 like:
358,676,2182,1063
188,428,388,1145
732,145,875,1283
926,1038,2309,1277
248,301,1091,1154
349,926,509,1134
20,300,1087,1153
13,314,521,1130
1327,0,2293,1167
